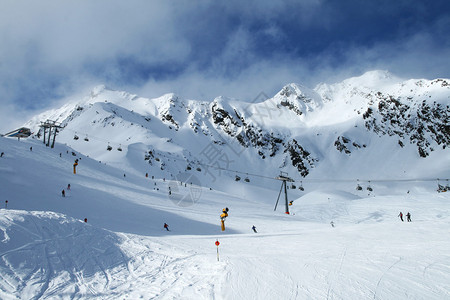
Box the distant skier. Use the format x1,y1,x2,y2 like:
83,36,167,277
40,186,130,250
61,189,65,197
0,152,4,157
67,184,71,190
164,223,170,231
30,147,32,151
252,225,257,233
84,218,87,223
330,221,335,227
398,212,403,222
406,212,411,222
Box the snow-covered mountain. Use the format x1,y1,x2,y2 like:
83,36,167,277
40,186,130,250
23,70,449,190
1,70,450,299
1,111,450,299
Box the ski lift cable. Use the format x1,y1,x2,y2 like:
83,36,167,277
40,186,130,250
156,151,450,184
55,128,450,184
60,127,121,147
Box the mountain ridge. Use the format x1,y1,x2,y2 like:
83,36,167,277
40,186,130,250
23,70,449,187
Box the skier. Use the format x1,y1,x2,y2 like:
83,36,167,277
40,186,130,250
330,221,335,227
30,147,32,151
164,223,170,231
252,225,257,233
0,152,4,157
67,184,71,190
84,218,87,223
62,189,65,197
398,211,403,222
406,212,411,222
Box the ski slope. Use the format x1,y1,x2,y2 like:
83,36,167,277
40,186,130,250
0,137,449,299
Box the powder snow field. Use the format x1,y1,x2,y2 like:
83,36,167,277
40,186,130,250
1,137,450,299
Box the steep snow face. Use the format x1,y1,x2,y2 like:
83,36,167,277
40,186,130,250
22,71,450,184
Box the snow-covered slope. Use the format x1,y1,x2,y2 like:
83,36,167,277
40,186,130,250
1,135,449,299
1,70,449,299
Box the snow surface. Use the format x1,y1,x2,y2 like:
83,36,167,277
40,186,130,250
1,70,449,299
1,132,450,299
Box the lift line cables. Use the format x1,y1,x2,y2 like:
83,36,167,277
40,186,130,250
51,128,449,185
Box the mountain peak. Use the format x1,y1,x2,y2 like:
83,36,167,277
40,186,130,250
341,70,403,89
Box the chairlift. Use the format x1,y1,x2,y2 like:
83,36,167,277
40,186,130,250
235,175,241,181
155,157,160,161
84,136,89,142
73,134,79,140
117,144,122,151
291,184,296,189
356,179,362,191
244,177,250,183
367,181,373,192
437,179,448,193
298,181,304,191
196,167,201,172
107,144,112,151
186,165,192,170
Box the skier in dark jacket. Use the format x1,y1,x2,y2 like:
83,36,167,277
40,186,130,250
62,189,65,197
164,223,170,231
398,212,403,222
252,225,257,233
406,212,411,222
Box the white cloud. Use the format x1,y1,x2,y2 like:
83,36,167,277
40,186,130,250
0,1,449,132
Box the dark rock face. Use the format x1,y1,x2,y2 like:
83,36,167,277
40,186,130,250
363,91,449,157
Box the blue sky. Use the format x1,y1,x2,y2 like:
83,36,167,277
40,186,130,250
0,0,449,131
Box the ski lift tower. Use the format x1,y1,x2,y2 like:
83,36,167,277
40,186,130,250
39,120,63,148
274,171,294,214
